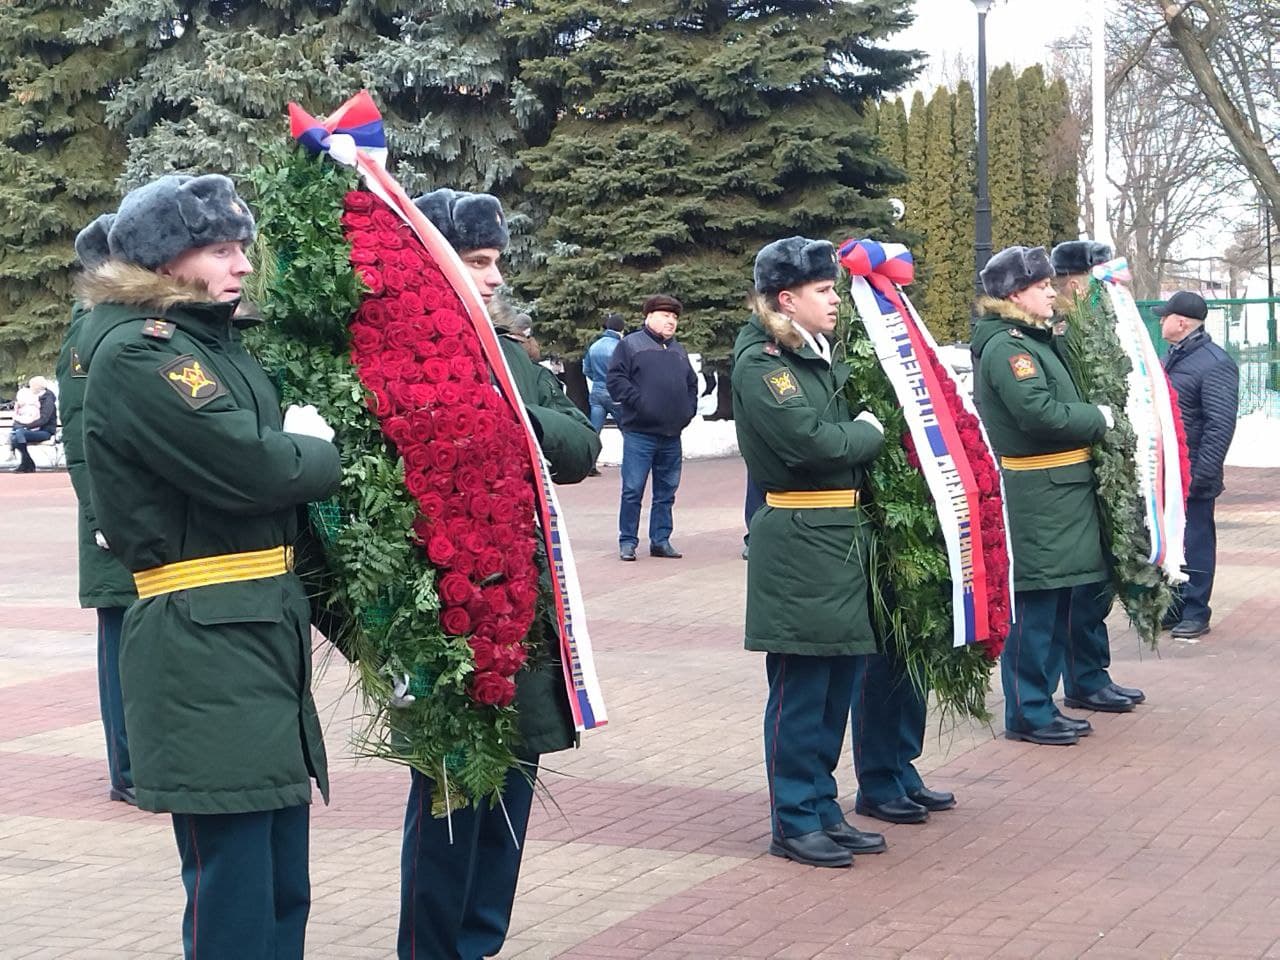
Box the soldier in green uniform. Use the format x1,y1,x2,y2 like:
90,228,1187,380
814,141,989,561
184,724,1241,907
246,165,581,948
401,188,600,959
732,237,889,868
971,245,1114,746
55,212,138,805
77,174,343,960
1049,240,1145,713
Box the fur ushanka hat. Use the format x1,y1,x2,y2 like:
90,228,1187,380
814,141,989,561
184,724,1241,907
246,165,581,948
980,245,1054,299
107,174,256,270
1051,240,1113,277
74,214,116,270
753,237,839,295
413,188,510,253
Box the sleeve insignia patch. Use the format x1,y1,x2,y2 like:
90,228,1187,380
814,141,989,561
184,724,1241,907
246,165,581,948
141,318,175,340
763,367,802,403
70,348,87,378
1008,353,1038,381
1007,327,1024,339
763,341,781,356
159,355,226,409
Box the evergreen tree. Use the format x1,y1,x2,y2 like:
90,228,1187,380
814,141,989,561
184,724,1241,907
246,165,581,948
987,64,1025,251
940,79,976,339
505,1,919,357
877,96,908,172
0,1,133,384
1016,65,1051,247
901,89,930,304
921,86,957,333
1046,77,1080,245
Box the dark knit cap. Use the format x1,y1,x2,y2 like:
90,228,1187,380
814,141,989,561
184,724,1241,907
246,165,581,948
75,214,116,269
753,237,839,295
413,188,509,253
980,245,1054,299
604,311,625,332
109,174,256,270
1051,240,1113,277
642,294,683,317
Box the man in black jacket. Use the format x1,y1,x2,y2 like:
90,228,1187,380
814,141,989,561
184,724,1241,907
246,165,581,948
1159,291,1239,639
606,293,698,561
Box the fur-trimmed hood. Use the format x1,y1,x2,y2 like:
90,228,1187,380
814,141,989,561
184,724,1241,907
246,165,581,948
970,295,1055,356
75,261,219,311
745,291,805,351
975,295,1053,329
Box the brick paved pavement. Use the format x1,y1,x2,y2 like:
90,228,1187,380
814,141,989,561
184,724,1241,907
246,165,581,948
3,459,1280,959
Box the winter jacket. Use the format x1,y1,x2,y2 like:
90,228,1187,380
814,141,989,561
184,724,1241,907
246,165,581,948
55,305,137,609
582,330,622,402
20,389,57,432
77,262,342,816
606,327,697,436
731,310,885,657
1163,329,1238,500
971,296,1109,592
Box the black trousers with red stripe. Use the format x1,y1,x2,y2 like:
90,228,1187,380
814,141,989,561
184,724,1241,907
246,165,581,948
170,804,310,960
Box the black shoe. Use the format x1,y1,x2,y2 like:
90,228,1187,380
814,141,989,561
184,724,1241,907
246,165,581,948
854,795,929,824
1161,613,1180,631
741,544,749,561
1108,682,1145,704
649,542,683,559
822,819,887,854
1170,619,1210,639
587,467,601,477
109,785,137,805
907,787,956,811
619,544,637,561
1064,686,1136,713
1005,717,1080,745
769,830,853,868
1053,712,1093,737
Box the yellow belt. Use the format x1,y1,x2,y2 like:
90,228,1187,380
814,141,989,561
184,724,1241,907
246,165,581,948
999,448,1091,471
765,489,861,509
133,546,294,599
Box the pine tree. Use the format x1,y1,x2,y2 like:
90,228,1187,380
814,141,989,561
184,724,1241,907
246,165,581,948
0,1,134,384
1045,77,1081,245
1016,65,1051,248
901,89,930,304
505,1,920,358
947,79,977,338
921,87,957,334
987,65,1025,251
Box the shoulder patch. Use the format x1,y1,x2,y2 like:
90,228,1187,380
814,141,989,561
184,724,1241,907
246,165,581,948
70,348,87,378
158,355,227,409
1007,327,1024,339
763,366,802,403
762,341,781,356
141,318,175,340
1008,353,1038,381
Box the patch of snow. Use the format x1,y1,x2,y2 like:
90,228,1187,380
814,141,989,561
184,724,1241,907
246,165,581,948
1226,411,1280,468
595,417,739,467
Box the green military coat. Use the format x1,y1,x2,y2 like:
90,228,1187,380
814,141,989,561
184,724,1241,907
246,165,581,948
731,312,885,656
78,264,342,815
971,296,1109,592
497,331,601,756
55,305,137,610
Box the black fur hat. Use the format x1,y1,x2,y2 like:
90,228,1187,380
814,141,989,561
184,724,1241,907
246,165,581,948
753,236,839,295
1051,240,1113,277
980,245,1054,299
413,188,509,253
108,174,255,270
75,213,116,269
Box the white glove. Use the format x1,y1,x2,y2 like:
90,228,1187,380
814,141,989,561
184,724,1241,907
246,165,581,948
389,673,416,709
283,404,335,443
93,530,110,551
855,410,885,436
1097,404,1114,430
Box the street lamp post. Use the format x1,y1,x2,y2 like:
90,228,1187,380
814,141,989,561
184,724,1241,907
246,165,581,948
972,0,993,300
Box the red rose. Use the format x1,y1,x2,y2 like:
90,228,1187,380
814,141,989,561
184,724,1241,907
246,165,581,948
367,386,391,416
427,471,454,497
453,551,476,576
371,208,400,231
482,583,512,615
481,458,501,483
449,356,478,382
470,638,498,671
405,469,432,498
437,382,463,405
383,415,413,447
437,336,462,358
489,496,517,525
422,285,449,310
473,411,498,440
400,248,425,274
423,358,450,384
387,381,417,412
463,532,489,556
399,290,424,316
414,338,439,360
427,535,456,567
446,518,472,542
345,191,377,213
441,606,472,636
435,310,466,337
411,518,433,545
441,496,466,520
495,619,524,648
418,492,446,522
356,265,384,295
342,210,374,230
477,549,505,580
405,445,433,473
351,325,382,355
428,441,458,471
409,410,435,440
468,493,491,521
386,323,418,351
439,572,475,606
350,246,379,266
465,594,491,622
494,644,527,675
409,383,438,407
375,226,405,250
456,464,484,495
469,670,516,707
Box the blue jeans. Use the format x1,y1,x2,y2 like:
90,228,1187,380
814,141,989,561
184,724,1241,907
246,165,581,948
10,426,51,468
588,395,618,433
618,430,682,548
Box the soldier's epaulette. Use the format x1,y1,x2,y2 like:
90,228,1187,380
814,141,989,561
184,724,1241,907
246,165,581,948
762,341,781,356
1007,327,1024,339
141,318,175,340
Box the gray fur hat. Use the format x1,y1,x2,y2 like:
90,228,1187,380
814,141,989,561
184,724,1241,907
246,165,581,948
413,188,509,252
1051,240,1113,277
75,213,116,269
980,245,1054,299
753,237,839,295
108,174,256,270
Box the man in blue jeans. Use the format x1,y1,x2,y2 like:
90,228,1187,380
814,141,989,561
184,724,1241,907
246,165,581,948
583,311,625,433
606,294,698,561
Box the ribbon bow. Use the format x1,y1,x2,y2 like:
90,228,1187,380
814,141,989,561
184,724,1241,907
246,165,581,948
288,91,388,167
839,238,916,319
1091,256,1132,285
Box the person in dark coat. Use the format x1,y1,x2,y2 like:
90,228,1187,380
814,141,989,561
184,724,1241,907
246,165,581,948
606,293,698,560
732,236,888,868
1159,291,1239,639
55,212,139,805
403,188,600,960
583,311,625,433
972,245,1113,746
77,174,343,960
5,376,57,472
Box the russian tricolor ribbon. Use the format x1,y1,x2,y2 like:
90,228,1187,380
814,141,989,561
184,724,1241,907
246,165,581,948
289,92,607,730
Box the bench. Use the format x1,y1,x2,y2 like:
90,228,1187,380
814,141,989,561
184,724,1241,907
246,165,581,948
0,409,66,469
